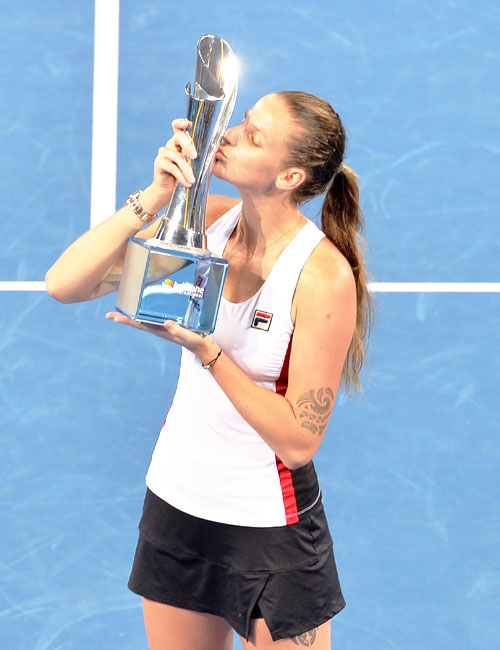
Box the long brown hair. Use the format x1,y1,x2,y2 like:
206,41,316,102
278,91,373,394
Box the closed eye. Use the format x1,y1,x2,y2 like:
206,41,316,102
242,110,263,145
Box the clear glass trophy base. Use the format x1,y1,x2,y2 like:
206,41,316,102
116,238,228,335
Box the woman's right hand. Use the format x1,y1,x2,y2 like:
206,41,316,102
150,118,198,205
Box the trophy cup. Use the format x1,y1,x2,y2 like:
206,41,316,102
116,34,238,334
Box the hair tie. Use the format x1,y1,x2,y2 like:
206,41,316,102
332,162,344,180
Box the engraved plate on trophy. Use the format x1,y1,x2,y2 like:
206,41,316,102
116,34,238,334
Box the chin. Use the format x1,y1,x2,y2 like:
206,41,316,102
212,161,228,181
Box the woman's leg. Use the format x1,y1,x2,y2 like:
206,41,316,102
142,597,234,650
240,618,331,649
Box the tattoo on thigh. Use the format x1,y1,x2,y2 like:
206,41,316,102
291,627,317,645
296,387,334,436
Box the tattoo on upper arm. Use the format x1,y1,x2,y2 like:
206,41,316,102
291,627,318,645
296,387,334,436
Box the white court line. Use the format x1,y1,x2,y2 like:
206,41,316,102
0,282,47,291
90,0,120,228
1,282,499,293
370,282,500,292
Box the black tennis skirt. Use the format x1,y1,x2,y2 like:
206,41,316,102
128,488,346,642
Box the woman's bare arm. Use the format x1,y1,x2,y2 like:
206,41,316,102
45,119,198,303
205,239,357,468
45,187,166,303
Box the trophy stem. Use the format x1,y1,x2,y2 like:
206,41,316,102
152,34,237,254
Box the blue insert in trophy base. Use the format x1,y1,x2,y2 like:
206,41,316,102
115,33,237,334
116,238,228,334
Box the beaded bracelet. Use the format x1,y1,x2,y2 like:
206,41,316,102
201,347,222,370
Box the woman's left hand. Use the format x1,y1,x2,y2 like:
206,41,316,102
105,311,212,358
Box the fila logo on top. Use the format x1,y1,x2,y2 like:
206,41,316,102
251,309,273,331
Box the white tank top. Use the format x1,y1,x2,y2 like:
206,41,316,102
146,202,326,526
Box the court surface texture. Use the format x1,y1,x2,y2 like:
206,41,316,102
1,1,499,648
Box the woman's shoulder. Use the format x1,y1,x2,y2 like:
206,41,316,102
206,195,241,228
299,234,355,301
291,234,356,331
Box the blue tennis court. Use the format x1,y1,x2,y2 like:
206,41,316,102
1,1,499,648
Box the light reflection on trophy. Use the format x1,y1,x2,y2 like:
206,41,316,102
116,34,238,334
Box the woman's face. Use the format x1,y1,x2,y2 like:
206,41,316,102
213,93,295,194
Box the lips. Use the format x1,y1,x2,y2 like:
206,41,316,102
215,147,227,161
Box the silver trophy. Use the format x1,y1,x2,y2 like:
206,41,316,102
116,34,238,334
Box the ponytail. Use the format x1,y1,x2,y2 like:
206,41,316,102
277,90,373,394
321,165,373,395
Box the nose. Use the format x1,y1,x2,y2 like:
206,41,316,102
222,125,238,146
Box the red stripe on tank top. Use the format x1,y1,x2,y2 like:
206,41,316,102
275,337,292,397
275,457,299,524
275,337,299,524
160,403,173,430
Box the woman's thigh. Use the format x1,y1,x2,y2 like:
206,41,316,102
142,597,234,650
240,618,331,649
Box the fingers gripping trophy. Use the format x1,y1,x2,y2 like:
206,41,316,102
116,35,238,334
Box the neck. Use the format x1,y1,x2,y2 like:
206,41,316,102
237,191,305,250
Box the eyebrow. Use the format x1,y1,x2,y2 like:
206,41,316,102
244,110,263,136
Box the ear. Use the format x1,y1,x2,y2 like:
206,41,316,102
275,166,307,192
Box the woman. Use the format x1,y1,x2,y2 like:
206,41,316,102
46,91,371,649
